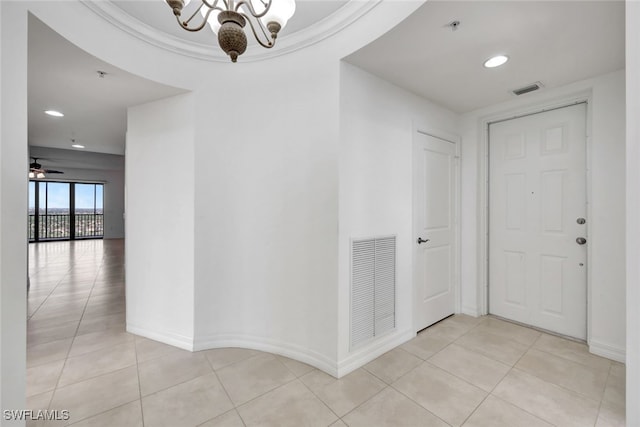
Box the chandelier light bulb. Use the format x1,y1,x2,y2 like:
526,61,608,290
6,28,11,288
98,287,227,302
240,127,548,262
37,172,45,179
252,0,296,30
29,172,35,179
165,0,191,16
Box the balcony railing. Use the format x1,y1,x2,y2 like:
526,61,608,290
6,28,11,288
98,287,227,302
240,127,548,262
28,214,104,241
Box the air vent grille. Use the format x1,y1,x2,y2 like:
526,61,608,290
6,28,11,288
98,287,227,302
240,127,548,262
512,82,543,96
351,236,396,349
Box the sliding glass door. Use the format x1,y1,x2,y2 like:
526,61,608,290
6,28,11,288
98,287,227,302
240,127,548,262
29,181,104,242
75,183,104,238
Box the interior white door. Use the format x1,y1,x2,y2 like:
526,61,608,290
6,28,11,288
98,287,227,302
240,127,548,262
414,132,457,331
489,103,587,339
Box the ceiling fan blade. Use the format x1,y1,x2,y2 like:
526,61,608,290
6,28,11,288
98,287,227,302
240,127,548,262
44,169,64,174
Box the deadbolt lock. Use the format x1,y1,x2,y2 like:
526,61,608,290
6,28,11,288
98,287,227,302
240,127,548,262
577,218,586,224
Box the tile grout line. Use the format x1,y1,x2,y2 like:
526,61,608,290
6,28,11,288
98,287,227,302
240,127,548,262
229,356,299,408
48,257,102,395
389,318,531,427
230,375,300,421
337,385,392,423
202,352,247,427
387,378,453,427
27,264,74,321
295,376,344,424
133,317,147,427
30,241,137,426
135,351,237,402
532,345,613,373
593,362,615,427
479,331,588,427
29,243,95,411
65,400,139,426
508,339,608,405
456,331,541,427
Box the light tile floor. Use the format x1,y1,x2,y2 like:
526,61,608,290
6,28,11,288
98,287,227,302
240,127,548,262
27,240,626,427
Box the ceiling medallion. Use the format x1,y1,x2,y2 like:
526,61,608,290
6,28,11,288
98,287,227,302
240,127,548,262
165,0,295,62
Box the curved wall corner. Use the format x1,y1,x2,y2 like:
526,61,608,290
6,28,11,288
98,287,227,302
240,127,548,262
126,92,196,351
193,334,339,377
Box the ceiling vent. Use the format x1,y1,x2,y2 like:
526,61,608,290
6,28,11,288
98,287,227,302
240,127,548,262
512,82,543,96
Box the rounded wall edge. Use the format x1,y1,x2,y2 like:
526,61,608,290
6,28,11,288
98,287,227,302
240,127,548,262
193,334,339,377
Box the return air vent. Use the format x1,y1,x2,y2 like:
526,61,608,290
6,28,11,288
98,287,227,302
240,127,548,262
512,81,543,96
350,236,396,349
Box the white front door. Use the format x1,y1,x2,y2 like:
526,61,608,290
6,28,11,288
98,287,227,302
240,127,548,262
414,132,457,331
489,103,587,339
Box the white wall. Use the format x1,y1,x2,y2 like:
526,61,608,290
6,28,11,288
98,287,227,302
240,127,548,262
588,71,626,358
337,62,459,374
459,69,627,361
0,2,28,421
626,0,640,424
126,93,196,349
191,54,341,372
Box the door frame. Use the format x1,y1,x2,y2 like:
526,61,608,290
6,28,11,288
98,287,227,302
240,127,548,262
476,91,593,342
412,123,462,332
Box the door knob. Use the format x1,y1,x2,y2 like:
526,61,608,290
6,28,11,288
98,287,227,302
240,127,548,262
576,237,587,245
417,237,430,244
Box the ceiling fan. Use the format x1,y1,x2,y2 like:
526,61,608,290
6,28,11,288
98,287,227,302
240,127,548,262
29,157,64,179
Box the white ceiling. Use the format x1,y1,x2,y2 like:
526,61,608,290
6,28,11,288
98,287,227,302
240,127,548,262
30,146,125,172
28,15,186,156
346,1,625,113
28,0,626,163
112,0,348,46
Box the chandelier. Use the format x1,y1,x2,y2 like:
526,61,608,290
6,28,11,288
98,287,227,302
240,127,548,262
165,0,296,62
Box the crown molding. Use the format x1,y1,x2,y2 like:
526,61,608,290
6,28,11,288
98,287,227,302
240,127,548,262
81,0,381,63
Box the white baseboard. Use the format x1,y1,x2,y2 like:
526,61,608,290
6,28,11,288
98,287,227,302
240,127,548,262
461,305,480,317
126,323,195,351
194,334,338,377
589,339,626,363
336,329,414,378
128,326,417,379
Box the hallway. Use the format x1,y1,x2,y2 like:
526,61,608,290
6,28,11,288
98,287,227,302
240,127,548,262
26,240,625,426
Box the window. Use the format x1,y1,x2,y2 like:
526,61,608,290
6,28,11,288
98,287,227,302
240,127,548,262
74,183,104,238
28,181,104,241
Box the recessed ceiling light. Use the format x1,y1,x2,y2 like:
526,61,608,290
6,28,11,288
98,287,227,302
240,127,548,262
44,110,64,117
71,144,85,149
484,55,509,68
